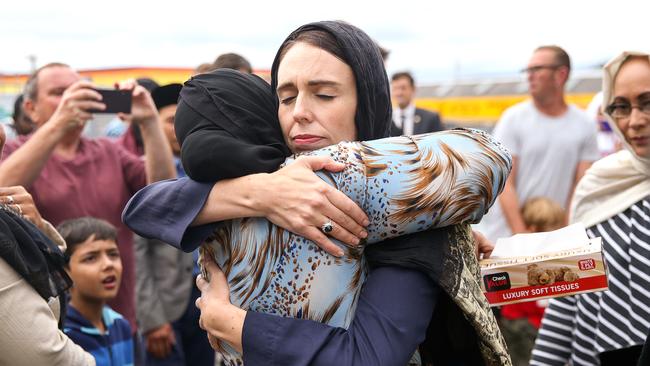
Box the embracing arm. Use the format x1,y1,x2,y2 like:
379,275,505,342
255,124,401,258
122,177,216,251
124,156,369,255
306,129,512,244
195,156,368,256
197,260,437,366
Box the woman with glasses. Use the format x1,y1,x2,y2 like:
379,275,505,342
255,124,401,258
531,51,650,366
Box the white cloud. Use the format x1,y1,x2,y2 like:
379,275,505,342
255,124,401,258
1,0,649,83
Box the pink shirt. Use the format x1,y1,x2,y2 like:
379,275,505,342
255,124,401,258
3,135,146,330
117,125,145,157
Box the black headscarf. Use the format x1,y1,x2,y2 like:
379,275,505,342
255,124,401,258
270,21,392,141
152,83,182,111
175,69,290,182
0,206,71,302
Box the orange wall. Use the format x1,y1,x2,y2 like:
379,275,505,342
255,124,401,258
0,67,271,94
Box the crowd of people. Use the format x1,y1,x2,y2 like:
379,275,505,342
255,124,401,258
0,19,649,366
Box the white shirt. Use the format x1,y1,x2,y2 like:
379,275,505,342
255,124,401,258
480,101,600,242
392,103,416,136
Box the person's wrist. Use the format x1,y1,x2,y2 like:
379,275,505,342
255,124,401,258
246,173,271,217
34,217,46,231
211,303,245,349
40,118,67,140
135,115,159,128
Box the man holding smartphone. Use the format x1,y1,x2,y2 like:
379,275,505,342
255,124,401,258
0,62,176,334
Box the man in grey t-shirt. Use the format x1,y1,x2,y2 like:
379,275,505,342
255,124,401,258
481,45,599,242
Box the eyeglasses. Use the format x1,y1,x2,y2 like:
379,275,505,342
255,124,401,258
520,64,562,74
605,100,650,120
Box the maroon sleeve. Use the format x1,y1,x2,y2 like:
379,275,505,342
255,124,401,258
113,141,147,194
0,137,27,162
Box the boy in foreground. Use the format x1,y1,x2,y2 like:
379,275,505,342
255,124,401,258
60,217,134,366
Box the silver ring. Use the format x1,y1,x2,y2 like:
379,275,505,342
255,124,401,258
321,220,334,234
6,196,13,205
12,204,22,216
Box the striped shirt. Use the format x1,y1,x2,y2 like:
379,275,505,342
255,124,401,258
64,305,134,366
531,197,650,365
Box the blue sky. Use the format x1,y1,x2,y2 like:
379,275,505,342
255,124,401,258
1,0,648,83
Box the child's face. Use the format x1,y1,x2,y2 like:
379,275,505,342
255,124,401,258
68,238,122,301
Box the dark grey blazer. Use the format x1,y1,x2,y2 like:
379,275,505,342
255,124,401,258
135,234,194,333
390,108,444,136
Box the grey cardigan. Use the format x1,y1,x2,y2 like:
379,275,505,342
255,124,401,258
135,234,194,333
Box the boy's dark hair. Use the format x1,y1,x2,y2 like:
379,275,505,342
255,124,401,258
57,217,118,260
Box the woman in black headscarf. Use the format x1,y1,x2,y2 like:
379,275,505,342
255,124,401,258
0,124,94,364
124,21,510,366
175,69,290,182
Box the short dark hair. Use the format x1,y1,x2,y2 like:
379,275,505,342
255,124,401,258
213,53,252,74
535,45,571,72
57,217,118,260
23,62,70,102
391,71,415,87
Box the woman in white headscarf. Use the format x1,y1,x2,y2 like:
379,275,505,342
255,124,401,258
531,51,650,366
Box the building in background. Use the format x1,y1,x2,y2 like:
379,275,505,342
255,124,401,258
415,69,602,130
0,67,271,136
0,66,598,132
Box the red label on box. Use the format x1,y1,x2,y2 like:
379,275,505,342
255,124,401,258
483,275,608,305
483,272,511,292
579,259,596,270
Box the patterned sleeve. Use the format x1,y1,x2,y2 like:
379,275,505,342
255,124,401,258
530,296,577,365
304,128,512,244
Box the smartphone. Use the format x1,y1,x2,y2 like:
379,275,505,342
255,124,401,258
91,89,132,114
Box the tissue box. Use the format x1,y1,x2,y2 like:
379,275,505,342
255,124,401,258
479,237,608,306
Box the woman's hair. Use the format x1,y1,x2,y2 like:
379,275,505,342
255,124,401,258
521,197,566,232
270,20,392,141
57,217,118,260
12,94,35,136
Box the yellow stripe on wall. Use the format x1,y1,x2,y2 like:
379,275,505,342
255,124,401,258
415,93,596,126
